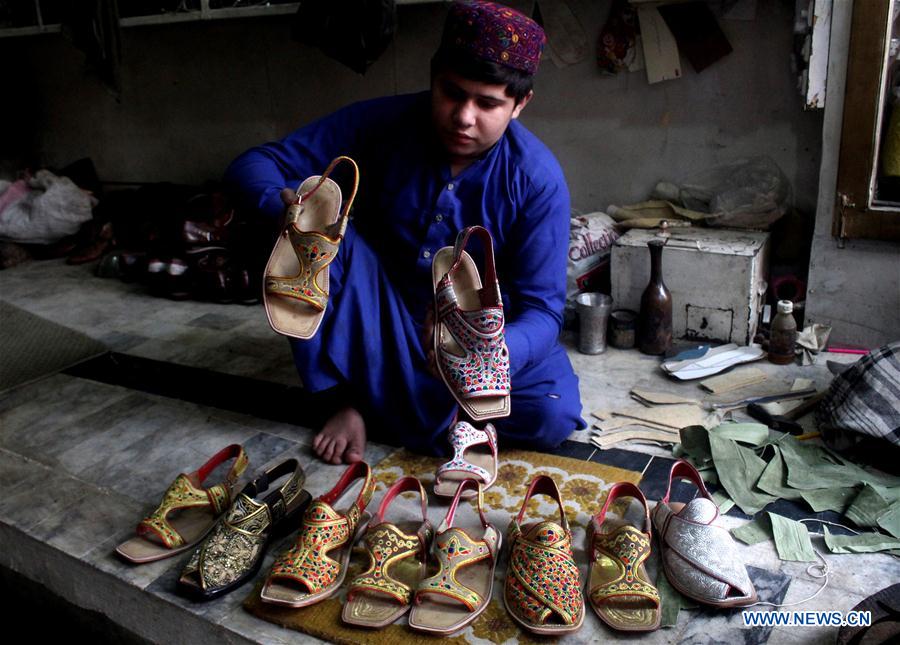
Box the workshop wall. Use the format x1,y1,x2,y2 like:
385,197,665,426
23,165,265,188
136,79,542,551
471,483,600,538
1,0,822,214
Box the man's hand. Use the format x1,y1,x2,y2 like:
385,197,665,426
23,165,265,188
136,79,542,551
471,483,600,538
423,304,440,379
281,187,297,207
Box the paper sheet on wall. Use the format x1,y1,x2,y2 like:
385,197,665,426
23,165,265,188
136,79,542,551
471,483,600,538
636,6,681,84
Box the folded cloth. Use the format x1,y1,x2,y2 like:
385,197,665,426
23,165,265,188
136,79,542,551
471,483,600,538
817,342,900,451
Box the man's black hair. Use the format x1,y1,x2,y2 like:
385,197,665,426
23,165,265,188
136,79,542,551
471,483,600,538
430,47,534,104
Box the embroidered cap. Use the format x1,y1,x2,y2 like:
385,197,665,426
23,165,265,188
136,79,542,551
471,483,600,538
440,0,546,75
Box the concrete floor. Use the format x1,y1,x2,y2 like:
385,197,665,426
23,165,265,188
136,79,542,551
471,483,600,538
1,258,897,644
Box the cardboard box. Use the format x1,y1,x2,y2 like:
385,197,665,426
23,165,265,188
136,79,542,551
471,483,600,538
611,228,769,345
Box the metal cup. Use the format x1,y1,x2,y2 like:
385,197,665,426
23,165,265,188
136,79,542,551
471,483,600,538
575,293,612,355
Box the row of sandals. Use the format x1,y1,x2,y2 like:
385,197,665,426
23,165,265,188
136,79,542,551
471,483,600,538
115,441,758,635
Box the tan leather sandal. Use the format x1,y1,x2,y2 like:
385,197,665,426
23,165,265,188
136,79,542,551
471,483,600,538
116,444,248,564
342,476,433,628
408,479,500,635
588,482,661,632
260,461,375,607
263,156,359,339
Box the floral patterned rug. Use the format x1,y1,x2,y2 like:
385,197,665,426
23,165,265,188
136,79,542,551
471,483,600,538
244,448,641,644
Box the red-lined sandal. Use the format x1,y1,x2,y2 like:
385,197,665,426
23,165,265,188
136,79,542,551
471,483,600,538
408,479,500,635
504,475,584,635
342,476,434,628
433,418,498,499
432,225,510,421
652,459,757,608
588,482,661,632
263,155,360,339
260,461,375,607
116,444,248,564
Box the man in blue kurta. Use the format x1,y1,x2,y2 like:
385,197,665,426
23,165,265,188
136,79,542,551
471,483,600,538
225,0,585,464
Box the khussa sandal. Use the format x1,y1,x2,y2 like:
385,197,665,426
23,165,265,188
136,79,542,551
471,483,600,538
177,458,310,600
588,482,660,632
263,155,360,339
652,459,757,607
432,225,510,421
116,444,248,564
342,476,434,628
433,418,498,499
408,479,500,635
260,461,375,607
504,475,584,635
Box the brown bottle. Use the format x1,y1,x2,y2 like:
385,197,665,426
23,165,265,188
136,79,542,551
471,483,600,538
768,300,797,364
638,239,673,355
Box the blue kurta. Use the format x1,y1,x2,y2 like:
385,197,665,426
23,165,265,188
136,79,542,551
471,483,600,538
225,91,586,454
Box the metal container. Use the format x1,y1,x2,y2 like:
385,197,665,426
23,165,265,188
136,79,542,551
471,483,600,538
576,293,612,354
609,309,638,349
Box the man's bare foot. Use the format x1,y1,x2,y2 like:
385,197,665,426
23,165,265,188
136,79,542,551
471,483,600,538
312,406,366,465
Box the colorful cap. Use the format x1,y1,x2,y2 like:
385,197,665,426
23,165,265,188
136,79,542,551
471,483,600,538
440,1,546,75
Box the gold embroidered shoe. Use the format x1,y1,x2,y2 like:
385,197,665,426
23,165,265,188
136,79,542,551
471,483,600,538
177,458,310,600
116,444,248,564
588,482,661,632
260,461,375,607
408,479,500,636
263,155,359,339
504,475,585,635
342,476,433,628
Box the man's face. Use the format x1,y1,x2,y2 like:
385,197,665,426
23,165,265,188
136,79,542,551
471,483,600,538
431,70,533,166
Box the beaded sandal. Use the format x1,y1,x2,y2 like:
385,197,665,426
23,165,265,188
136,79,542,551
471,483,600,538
408,479,500,636
433,418,498,499
116,444,248,564
263,155,360,339
588,482,661,632
504,475,584,635
652,459,757,608
260,461,375,607
432,225,510,421
342,476,433,628
177,458,310,600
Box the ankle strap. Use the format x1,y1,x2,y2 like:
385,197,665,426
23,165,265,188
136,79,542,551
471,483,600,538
293,156,360,238
449,226,501,308
515,475,568,532
375,476,428,525
320,461,374,514
439,479,488,532
195,443,248,487
593,482,650,533
661,459,711,504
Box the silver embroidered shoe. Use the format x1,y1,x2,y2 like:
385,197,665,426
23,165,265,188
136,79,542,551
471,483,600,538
651,460,757,608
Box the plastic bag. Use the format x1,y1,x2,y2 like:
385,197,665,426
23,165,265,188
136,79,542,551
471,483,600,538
0,170,95,244
655,156,791,229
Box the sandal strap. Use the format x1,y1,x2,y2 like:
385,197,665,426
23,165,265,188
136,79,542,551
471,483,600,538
137,444,248,549
265,155,360,308
348,522,431,605
592,481,651,533
416,527,492,611
590,525,659,606
267,462,374,593
661,459,712,504
435,422,497,485
448,226,500,306
514,475,569,532
265,229,339,310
